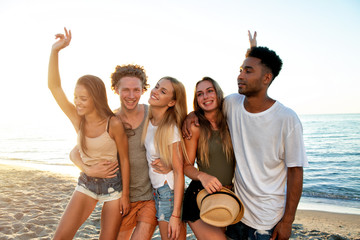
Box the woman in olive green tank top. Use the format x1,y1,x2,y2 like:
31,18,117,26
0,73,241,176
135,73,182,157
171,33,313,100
182,77,235,240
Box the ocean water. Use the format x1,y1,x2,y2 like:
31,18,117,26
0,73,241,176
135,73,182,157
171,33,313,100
299,113,360,214
1,113,359,214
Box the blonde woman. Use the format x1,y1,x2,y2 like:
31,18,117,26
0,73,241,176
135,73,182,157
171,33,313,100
48,28,130,239
182,77,235,240
142,77,187,240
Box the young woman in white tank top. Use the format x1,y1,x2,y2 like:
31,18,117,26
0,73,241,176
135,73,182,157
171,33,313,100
142,77,188,240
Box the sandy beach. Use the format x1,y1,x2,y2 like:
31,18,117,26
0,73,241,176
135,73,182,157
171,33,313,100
0,164,359,240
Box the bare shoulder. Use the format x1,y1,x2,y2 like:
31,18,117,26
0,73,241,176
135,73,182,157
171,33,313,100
109,115,125,132
190,123,199,131
189,123,200,138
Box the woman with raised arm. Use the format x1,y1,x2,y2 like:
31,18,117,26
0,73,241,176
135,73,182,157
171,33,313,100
48,28,130,240
182,77,235,240
142,77,187,240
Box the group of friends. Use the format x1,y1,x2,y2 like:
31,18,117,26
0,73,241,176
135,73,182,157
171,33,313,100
48,28,308,240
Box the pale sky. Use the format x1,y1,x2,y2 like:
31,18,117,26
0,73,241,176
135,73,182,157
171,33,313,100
1,0,359,128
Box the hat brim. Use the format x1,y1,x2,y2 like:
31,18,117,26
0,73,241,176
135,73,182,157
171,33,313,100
220,187,244,225
196,187,244,226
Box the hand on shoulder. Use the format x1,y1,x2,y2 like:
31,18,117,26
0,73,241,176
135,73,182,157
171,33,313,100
182,111,199,140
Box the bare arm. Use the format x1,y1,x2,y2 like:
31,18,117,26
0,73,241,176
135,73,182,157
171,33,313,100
181,111,198,140
271,167,303,240
184,124,222,193
168,142,185,240
69,146,86,171
110,117,130,216
48,28,80,130
69,146,119,178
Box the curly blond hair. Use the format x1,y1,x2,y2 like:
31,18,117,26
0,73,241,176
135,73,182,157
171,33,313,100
110,64,150,92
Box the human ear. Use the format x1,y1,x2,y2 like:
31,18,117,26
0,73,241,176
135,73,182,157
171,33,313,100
168,100,176,107
115,86,120,95
263,73,273,85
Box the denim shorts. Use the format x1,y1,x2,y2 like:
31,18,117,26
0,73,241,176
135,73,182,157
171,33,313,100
226,221,275,240
153,183,174,222
75,170,122,203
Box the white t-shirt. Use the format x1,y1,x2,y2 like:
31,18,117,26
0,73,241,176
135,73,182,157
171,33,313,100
144,121,181,190
224,93,308,230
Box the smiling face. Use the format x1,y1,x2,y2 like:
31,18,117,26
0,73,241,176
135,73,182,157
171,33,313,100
148,78,175,108
195,80,218,113
74,84,96,116
116,76,144,111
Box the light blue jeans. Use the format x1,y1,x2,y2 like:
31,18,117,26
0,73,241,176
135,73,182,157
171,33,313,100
153,183,174,222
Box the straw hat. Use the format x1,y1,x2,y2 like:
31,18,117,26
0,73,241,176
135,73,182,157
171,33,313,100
196,187,244,227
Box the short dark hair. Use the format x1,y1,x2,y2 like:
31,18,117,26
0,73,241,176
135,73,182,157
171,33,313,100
246,46,283,81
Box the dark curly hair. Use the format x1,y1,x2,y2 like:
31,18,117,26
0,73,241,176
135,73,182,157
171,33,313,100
110,64,150,93
246,46,283,81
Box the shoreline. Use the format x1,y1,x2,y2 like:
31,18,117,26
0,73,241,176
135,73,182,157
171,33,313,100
3,160,360,215
0,164,359,239
299,197,360,215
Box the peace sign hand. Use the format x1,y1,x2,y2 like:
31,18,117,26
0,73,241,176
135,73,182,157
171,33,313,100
248,30,257,47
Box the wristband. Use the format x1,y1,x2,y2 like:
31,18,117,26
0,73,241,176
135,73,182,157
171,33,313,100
171,214,180,218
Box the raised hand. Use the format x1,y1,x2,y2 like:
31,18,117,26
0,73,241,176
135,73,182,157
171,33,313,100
248,30,257,47
52,27,72,52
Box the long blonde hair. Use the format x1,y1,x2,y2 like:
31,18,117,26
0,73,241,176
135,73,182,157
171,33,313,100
142,77,188,166
193,77,234,167
77,75,114,156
